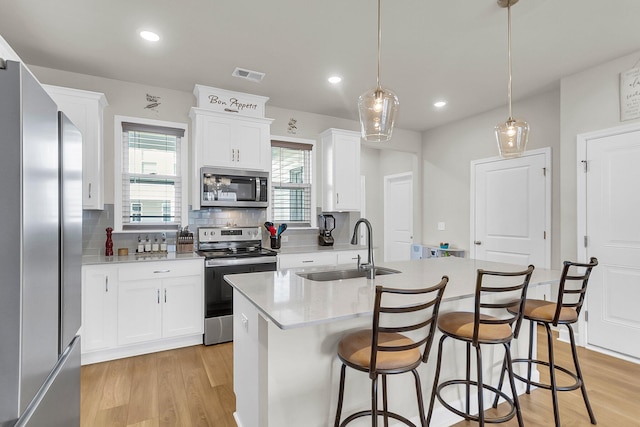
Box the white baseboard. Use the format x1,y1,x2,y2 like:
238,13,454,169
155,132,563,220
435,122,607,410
80,334,203,365
233,412,242,427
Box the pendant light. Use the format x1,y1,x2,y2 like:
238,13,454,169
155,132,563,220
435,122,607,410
358,0,398,142
495,0,529,158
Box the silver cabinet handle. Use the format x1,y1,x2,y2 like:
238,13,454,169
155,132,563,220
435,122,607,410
474,241,482,245
301,260,314,263
164,288,167,303
157,289,160,304
237,149,240,162
88,183,92,199
153,270,170,273
105,276,109,292
336,193,339,204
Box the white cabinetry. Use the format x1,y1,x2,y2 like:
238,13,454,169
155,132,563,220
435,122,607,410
190,108,273,209
43,85,108,210
81,258,204,365
278,249,367,270
320,129,361,211
336,250,367,266
117,260,203,346
82,265,118,353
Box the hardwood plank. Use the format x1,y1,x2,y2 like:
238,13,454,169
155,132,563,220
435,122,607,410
126,353,159,426
94,404,128,427
80,361,109,426
156,348,192,427
126,419,160,427
177,346,218,426
99,357,132,410
198,342,233,387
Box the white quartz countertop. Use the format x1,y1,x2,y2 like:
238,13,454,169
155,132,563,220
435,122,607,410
274,244,369,255
225,257,561,330
82,251,203,265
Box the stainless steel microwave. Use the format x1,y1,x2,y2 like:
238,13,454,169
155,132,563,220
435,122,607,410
201,167,268,208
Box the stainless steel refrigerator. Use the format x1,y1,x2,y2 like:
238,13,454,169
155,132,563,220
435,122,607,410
0,60,82,427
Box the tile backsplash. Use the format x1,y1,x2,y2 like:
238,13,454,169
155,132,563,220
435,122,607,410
83,206,357,256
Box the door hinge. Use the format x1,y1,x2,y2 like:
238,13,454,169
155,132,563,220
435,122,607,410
584,235,588,247
581,160,588,173
543,167,547,177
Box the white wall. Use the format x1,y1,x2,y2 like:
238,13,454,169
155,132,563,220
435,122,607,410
27,65,423,251
422,89,561,267
560,49,640,261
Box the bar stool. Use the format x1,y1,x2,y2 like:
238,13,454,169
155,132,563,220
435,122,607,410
334,276,448,427
495,257,598,426
427,265,534,427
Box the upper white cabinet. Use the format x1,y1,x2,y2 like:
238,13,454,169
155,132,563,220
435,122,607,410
44,85,108,210
320,129,361,211
190,108,273,209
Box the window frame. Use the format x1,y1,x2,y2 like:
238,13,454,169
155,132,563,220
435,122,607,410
269,135,317,229
114,115,189,233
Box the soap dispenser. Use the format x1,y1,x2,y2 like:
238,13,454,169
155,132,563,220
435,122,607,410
160,233,167,252
137,235,144,253
152,236,160,252
144,235,151,252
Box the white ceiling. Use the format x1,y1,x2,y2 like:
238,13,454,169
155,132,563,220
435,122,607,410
2,0,640,132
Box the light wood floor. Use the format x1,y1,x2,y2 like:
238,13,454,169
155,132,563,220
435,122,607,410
81,327,640,427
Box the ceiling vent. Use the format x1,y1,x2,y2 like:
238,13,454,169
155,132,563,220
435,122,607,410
232,67,265,83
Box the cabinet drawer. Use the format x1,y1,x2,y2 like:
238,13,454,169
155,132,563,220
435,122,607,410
336,250,367,265
278,252,336,269
118,259,203,281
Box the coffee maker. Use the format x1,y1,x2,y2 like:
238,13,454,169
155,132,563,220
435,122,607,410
318,214,335,246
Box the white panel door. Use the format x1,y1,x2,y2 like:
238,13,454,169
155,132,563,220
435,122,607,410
162,276,203,338
585,131,640,359
117,279,162,345
472,151,549,267
384,172,413,262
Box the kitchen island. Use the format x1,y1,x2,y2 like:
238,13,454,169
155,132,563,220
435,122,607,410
226,257,560,427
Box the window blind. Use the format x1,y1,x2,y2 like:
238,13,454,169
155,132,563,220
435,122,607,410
121,124,183,230
271,141,312,226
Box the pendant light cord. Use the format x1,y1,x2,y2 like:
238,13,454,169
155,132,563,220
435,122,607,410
507,1,513,121
377,0,382,90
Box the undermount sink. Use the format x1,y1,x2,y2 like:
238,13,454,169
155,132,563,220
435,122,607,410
297,266,401,282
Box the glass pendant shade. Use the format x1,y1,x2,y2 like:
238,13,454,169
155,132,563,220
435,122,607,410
495,118,529,158
358,87,399,142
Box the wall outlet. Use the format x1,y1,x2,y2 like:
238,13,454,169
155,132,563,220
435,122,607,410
241,313,248,332
437,222,446,231
282,235,289,243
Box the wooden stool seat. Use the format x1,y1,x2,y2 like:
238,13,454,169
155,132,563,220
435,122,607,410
437,312,513,343
338,330,421,371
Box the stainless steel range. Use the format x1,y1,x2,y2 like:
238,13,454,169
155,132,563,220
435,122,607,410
197,226,277,345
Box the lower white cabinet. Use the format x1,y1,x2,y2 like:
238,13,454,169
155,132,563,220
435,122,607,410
82,265,117,352
278,249,368,270
81,258,204,364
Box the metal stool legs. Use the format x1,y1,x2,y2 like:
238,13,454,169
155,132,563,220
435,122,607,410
334,363,428,427
497,321,597,426
427,334,523,426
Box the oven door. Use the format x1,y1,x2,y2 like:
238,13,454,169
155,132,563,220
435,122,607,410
204,258,276,345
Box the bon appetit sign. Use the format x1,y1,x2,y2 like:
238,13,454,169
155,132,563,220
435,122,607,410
194,84,268,118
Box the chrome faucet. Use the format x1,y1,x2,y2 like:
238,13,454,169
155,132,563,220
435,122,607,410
351,218,375,279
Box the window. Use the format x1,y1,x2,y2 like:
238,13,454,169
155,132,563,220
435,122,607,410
271,139,314,227
114,116,188,232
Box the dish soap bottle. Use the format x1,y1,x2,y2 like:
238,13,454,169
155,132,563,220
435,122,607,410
137,235,144,253
152,236,159,252
160,233,167,252
144,235,151,252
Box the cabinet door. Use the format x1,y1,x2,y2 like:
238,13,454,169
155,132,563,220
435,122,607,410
200,114,235,168
117,279,162,345
234,120,270,170
333,133,361,210
82,266,117,352
43,86,107,210
162,275,203,338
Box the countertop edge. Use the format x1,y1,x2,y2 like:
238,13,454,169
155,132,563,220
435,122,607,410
82,252,204,265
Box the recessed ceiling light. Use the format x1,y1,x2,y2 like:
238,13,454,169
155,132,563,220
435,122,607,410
434,101,447,108
328,76,342,84
140,31,160,42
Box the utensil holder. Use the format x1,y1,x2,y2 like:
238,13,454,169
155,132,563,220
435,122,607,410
270,236,281,249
